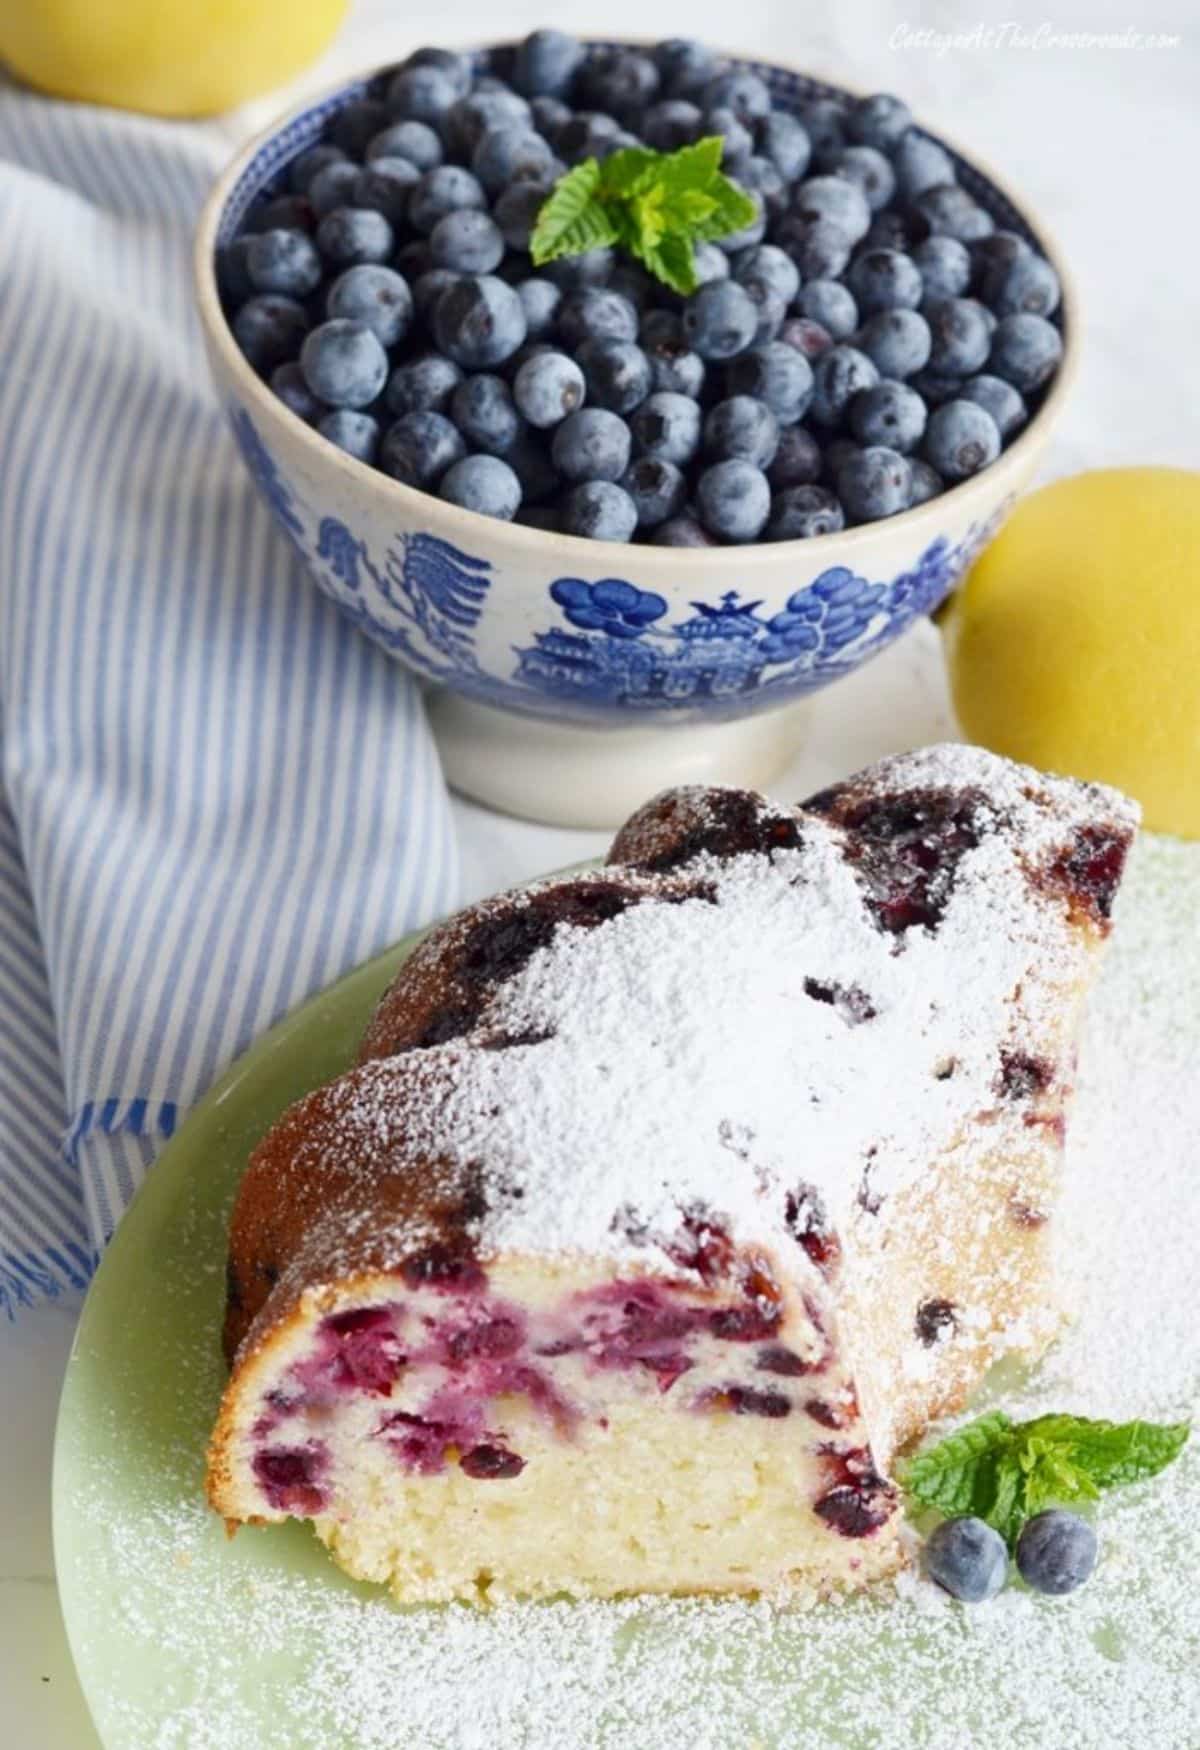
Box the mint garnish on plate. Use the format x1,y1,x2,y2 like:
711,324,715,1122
529,137,758,295
900,1411,1190,1547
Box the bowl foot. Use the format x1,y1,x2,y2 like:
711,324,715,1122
428,693,810,829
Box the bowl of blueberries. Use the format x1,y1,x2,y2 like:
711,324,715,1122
196,30,1074,827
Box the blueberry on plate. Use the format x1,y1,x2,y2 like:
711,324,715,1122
245,228,323,298
630,392,703,466
317,409,380,464
835,444,911,521
386,65,459,126
796,279,859,342
791,174,872,245
450,374,523,456
759,110,811,182
577,339,653,415
810,345,880,426
766,483,845,540
799,98,849,171
300,318,389,409
846,247,922,315
379,410,466,487
700,67,772,123
559,480,639,542
429,210,505,276
654,38,718,99
925,297,993,376
315,208,394,269
1015,1510,1098,1596
557,287,640,350
775,215,853,283
433,275,528,369
725,341,815,425
767,424,823,489
352,160,420,226
856,309,932,379
330,98,390,156
702,105,754,171
289,144,348,195
439,453,522,520
550,408,632,483
960,372,1027,439
779,317,833,363
366,120,444,173
923,398,1001,480
326,264,413,348
308,161,361,218
641,98,704,153
681,280,759,360
232,295,309,374
892,133,955,203
514,277,562,341
408,165,487,235
988,313,1063,392
412,269,461,325
385,352,462,416
513,350,585,428
849,380,927,452
703,395,780,469
512,29,586,99
619,456,688,528
472,126,557,197
734,244,801,308
913,183,995,244
269,361,323,423
652,514,717,547
493,182,553,253
912,234,972,302
925,1516,1008,1603
834,145,896,212
907,457,945,505
257,195,316,235
696,459,771,542
847,91,912,152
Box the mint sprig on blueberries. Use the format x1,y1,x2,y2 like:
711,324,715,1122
530,137,758,295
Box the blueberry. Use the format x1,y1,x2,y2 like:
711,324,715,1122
654,38,718,98
810,345,880,426
352,160,420,226
792,175,872,246
386,65,458,125
857,309,932,379
909,368,966,407
759,111,811,182
835,444,911,521
438,454,522,520
258,194,316,235
408,166,487,235
607,262,655,310
309,161,362,218
551,408,632,482
848,92,912,151
641,99,703,152
493,182,551,253
704,395,779,469
330,99,390,156
530,95,573,140
395,239,433,282
768,425,823,489
983,253,1061,319
682,280,758,360
913,184,995,244
797,280,858,342
444,91,532,159
512,349,585,427
835,146,896,213
641,317,706,398
316,208,393,269
289,144,347,195
907,457,945,505
398,47,472,100
233,294,308,373
412,270,461,326
578,339,652,415
327,264,413,348
472,127,556,197
848,379,927,453
429,210,505,276
542,247,614,290
912,235,971,302
269,361,322,423
925,1516,1008,1603
385,352,462,415
847,248,923,315
433,275,528,368
631,392,703,466
367,120,443,173
317,409,380,464
970,230,1030,293
893,133,955,203
701,68,771,123
559,480,638,543
988,313,1063,392
245,228,321,298
702,106,754,170
924,398,1001,480
725,342,814,425
715,186,767,254
513,29,585,98
693,242,731,288
556,111,621,164
1015,1511,1098,1596
620,456,687,528
822,438,861,483
557,288,639,350
860,210,914,255
450,374,523,456
767,483,845,540
736,155,787,215
775,216,853,283
216,236,255,308
800,98,850,171
960,372,1026,440
581,47,661,118
925,297,993,376
515,277,562,341
300,318,388,409
696,459,771,542
652,515,717,547
734,244,800,309
746,287,788,344
380,410,465,487
779,317,833,362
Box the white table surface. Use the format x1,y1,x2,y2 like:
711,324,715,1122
2,1,1196,1742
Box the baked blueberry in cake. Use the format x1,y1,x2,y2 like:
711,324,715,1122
207,745,1137,1603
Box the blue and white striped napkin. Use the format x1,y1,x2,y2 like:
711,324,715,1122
0,82,458,1317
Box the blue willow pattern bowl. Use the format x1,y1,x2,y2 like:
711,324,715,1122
195,48,1075,825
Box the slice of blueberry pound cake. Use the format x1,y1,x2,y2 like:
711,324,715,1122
207,745,1137,1603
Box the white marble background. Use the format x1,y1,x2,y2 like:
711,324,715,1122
2,0,1196,1741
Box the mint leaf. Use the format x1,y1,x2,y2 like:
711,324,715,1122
530,136,758,292
898,1411,1013,1520
529,160,619,265
1018,1415,1191,1490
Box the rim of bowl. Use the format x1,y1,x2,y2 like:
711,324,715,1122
194,37,1080,570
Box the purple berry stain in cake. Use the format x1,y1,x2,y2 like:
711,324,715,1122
253,1441,330,1514
808,783,990,936
755,1342,816,1377
320,1304,408,1394
813,1445,897,1537
460,1442,525,1479
914,1297,958,1346
401,1242,486,1294
997,1050,1054,1100
785,1185,841,1274
1042,825,1130,926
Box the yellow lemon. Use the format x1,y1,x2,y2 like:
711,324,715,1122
0,0,348,117
942,467,1200,837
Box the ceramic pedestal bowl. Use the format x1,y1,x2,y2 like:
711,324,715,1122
194,44,1075,828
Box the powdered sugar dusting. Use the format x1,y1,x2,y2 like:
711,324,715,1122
60,829,1198,1750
